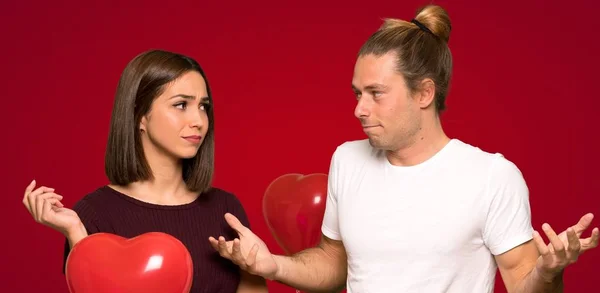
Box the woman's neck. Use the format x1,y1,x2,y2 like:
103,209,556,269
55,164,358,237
111,145,196,206
123,179,195,206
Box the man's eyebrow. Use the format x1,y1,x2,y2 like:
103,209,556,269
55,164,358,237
364,83,389,90
352,83,389,91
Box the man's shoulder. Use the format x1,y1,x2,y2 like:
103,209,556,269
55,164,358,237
450,139,499,160
451,139,525,185
450,139,514,168
333,139,380,160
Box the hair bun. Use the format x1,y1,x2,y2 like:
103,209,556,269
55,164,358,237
414,5,452,42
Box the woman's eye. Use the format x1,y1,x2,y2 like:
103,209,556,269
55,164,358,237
174,102,187,109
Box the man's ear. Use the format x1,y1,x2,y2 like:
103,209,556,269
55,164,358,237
417,78,436,109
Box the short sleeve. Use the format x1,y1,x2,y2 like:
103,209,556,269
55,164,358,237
483,155,534,255
321,149,341,240
62,198,102,274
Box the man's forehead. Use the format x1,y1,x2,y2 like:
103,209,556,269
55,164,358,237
352,54,398,87
352,70,398,91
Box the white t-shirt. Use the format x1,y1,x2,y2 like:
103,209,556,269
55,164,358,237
321,138,534,293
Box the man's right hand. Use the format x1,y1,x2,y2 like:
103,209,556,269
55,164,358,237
22,179,84,238
209,213,279,280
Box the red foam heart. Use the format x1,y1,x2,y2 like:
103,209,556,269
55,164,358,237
65,232,193,293
262,173,328,255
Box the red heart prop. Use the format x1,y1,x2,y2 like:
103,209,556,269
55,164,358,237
65,232,193,293
262,173,328,255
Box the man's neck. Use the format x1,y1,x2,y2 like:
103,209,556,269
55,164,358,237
386,115,450,167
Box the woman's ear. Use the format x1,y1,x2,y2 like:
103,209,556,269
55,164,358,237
140,116,147,132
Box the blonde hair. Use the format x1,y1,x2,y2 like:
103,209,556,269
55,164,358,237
358,5,453,112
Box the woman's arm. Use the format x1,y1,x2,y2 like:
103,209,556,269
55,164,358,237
223,193,268,292
237,270,268,293
66,222,89,249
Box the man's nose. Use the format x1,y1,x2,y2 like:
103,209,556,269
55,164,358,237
354,98,371,118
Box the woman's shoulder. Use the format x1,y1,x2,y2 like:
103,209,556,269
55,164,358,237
70,185,119,212
202,187,241,204
203,187,251,226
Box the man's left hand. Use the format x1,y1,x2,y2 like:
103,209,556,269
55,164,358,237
533,213,599,282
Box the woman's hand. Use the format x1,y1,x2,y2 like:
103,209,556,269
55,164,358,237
22,180,85,241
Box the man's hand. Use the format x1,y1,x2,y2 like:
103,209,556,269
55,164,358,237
533,213,599,282
209,213,279,280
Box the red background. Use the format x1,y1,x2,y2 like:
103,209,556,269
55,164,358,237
2,0,598,292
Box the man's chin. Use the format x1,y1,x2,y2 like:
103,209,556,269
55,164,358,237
367,137,384,149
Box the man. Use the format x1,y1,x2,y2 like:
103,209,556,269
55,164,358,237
209,4,598,292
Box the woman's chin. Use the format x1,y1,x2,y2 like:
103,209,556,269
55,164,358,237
169,145,201,160
177,150,199,160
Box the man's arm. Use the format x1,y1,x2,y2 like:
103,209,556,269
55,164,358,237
271,235,347,292
496,215,599,293
483,155,599,292
495,240,563,293
270,149,348,292
209,220,348,293
211,148,348,291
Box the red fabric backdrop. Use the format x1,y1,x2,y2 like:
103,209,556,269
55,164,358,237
1,0,598,292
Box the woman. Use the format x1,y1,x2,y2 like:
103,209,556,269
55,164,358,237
22,49,268,293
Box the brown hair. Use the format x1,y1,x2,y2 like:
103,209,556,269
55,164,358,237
358,4,453,113
104,49,215,193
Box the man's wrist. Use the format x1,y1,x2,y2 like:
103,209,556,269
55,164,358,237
534,266,564,285
271,254,286,281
